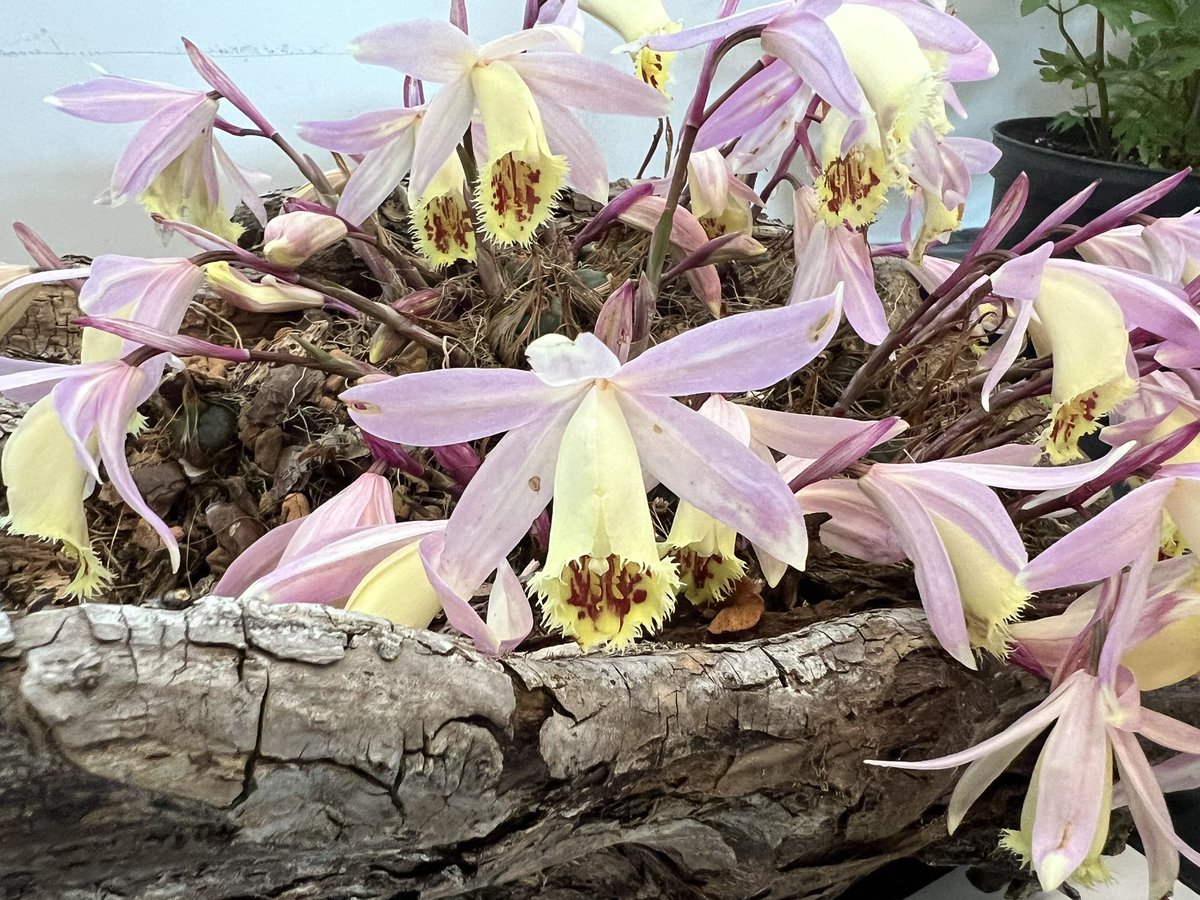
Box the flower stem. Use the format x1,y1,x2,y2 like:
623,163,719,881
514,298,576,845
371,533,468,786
644,27,764,296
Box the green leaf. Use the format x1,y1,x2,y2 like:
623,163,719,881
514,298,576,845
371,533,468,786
1020,0,1054,16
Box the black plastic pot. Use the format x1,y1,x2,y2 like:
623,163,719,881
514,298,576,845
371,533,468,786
990,117,1200,247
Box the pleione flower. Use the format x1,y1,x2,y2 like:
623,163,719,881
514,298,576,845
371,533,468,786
302,19,668,247
578,0,682,94
343,292,843,649
47,42,267,238
986,244,1200,462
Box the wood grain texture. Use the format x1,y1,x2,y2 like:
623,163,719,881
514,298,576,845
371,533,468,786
0,597,1068,899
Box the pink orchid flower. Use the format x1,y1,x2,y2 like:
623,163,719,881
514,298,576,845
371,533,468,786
47,42,267,238
0,359,178,569
662,394,906,600
870,540,1200,896
301,18,668,242
1079,211,1200,289
790,183,888,343
798,445,1133,666
0,256,204,591
343,292,843,649
983,243,1200,462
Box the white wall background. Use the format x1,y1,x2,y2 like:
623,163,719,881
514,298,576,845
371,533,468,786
0,1,1077,261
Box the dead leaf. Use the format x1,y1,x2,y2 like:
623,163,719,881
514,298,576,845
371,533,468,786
707,578,765,635
281,493,311,522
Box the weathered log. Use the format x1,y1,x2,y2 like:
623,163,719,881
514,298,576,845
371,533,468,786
0,597,1066,899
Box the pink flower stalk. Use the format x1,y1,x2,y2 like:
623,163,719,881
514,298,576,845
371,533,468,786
47,42,267,239
343,292,844,649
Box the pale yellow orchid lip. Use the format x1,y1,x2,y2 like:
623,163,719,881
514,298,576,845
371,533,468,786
531,384,680,650
470,60,568,247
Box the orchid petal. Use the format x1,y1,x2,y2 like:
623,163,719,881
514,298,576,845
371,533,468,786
507,52,670,117
182,38,274,135
245,521,443,605
409,77,475,201
297,108,422,154
537,98,608,203
344,368,573,445
866,672,1083,770
928,441,1133,490
418,534,500,654
619,391,809,571
437,402,578,596
93,367,179,570
213,518,305,596
351,21,478,81
109,94,218,201
1135,709,1200,755
761,13,868,121
526,332,622,386
47,75,198,123
1030,680,1110,890
336,132,417,226
1019,479,1176,592
947,728,1041,834
1112,731,1200,869
859,473,975,667
485,559,535,653
613,289,841,396
640,4,787,51
740,406,903,459
479,24,577,60
696,59,802,152
797,479,906,564
78,255,204,331
213,137,268,225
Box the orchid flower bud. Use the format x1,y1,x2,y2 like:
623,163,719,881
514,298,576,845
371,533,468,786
262,211,349,267
204,262,325,313
431,443,481,487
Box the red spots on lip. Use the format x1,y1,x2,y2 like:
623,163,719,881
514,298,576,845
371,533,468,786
565,555,650,628
489,153,542,229
822,153,881,218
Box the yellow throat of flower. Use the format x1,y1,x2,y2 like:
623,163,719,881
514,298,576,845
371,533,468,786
139,135,243,242
662,500,746,605
410,151,476,268
931,514,1030,659
815,142,892,229
471,60,568,247
532,384,680,650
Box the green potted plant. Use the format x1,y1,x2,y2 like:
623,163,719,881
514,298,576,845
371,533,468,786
992,0,1200,238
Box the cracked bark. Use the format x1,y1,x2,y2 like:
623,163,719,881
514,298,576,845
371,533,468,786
0,598,1193,899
